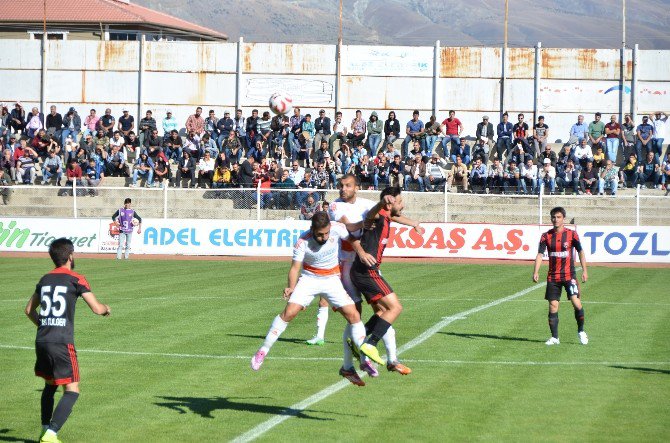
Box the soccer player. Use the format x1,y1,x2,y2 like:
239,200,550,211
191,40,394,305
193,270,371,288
350,187,423,366
250,212,370,386
112,197,142,260
533,207,589,345
24,238,110,443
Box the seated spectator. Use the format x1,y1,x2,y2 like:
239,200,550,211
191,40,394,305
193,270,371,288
329,111,347,153
512,113,530,150
373,154,390,190
592,145,606,170
299,194,319,220
469,157,487,193
216,111,235,149
425,153,449,192
324,155,338,188
215,151,230,169
635,151,661,189
196,151,215,188
110,131,125,152
352,141,368,166
72,146,89,170
295,171,317,208
313,162,331,190
99,108,115,137
183,131,201,159
496,112,514,162
64,159,83,188
143,128,163,159
287,160,305,185
660,152,670,191
587,112,605,151
388,154,404,188
1,148,16,183
502,159,522,194
16,146,38,184
25,107,44,139
538,143,557,168
579,160,598,195
366,111,384,157
408,140,424,159
568,114,588,145
532,116,549,158
118,109,135,141
598,159,619,196
46,105,63,140
404,152,426,192
452,137,470,166
107,145,127,177
200,133,218,159
383,111,400,146
162,129,183,161
222,131,243,164
270,114,289,161
347,110,366,150
41,149,63,186
315,140,330,165
538,158,557,194
506,142,533,167
131,152,154,188
476,115,494,156
520,158,538,194
138,110,157,146
557,158,580,194
213,163,232,188
574,138,594,168
81,133,96,155
447,155,468,192
619,153,638,188
93,128,110,151
335,143,353,174
621,114,636,158
253,111,273,158
153,155,170,188
83,158,105,196
355,155,374,189
556,144,577,176
5,133,18,155
61,107,81,147
229,162,241,187
471,138,489,166
488,158,505,193
270,169,296,209
403,110,425,158
440,110,462,155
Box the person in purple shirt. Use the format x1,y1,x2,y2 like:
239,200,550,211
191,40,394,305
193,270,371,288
112,198,142,260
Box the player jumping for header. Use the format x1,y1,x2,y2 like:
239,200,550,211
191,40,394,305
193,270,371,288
533,206,589,345
25,238,111,443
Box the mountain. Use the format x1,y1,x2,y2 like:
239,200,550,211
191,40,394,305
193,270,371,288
136,0,670,49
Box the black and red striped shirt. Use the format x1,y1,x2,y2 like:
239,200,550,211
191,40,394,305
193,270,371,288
35,267,91,344
353,209,391,271
538,228,582,282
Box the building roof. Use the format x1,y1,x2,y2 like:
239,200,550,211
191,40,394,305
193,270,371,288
0,0,227,41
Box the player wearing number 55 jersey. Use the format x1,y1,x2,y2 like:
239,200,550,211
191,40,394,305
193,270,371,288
533,207,589,346
24,238,110,443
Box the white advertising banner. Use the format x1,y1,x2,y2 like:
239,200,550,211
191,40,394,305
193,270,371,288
1,218,668,263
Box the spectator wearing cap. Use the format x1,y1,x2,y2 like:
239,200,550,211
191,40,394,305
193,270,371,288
216,111,234,149
138,110,157,147
5,133,18,155
424,115,440,157
314,110,332,155
99,108,115,137
118,109,135,141
636,115,655,161
588,112,605,151
162,110,178,135
403,110,425,159
328,111,347,153
186,107,205,137
131,152,154,187
538,158,557,194
366,111,383,157
9,102,25,134
476,115,495,155
384,111,400,146
532,116,549,158
61,107,81,148
82,108,99,141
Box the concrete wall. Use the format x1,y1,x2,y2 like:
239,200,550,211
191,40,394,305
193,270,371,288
1,40,668,139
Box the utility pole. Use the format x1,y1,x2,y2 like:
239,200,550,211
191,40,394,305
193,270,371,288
500,0,508,120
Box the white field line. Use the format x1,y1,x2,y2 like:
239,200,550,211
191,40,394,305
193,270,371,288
1,345,668,367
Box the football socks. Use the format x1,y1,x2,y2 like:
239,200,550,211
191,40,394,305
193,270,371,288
41,384,58,426
574,308,585,333
548,312,559,339
261,315,289,354
49,391,79,433
316,306,329,340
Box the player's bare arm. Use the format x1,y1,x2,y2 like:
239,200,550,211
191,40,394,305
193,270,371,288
283,260,302,300
349,238,377,268
81,292,111,316
532,252,543,282
24,292,40,326
578,250,588,282
390,215,424,234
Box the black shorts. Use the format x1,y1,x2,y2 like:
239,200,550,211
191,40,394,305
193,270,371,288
350,268,394,304
34,342,80,385
545,280,580,301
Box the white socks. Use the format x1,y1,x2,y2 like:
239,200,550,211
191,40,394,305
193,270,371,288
350,321,366,348
316,306,329,340
261,315,288,354
382,326,397,362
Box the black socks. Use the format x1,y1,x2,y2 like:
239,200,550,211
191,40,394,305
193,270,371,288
548,312,559,339
574,308,585,333
41,384,58,426
49,391,79,433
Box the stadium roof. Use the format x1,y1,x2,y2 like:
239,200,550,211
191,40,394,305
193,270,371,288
0,0,227,41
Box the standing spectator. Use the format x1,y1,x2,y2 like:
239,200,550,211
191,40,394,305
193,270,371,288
621,114,636,158
384,110,400,146
574,138,594,168
1,148,16,183
313,110,331,154
403,110,425,158
270,114,289,161
234,109,247,151
196,151,215,188
347,110,366,148
9,102,25,134
532,116,549,158
99,108,115,137
107,145,127,177
557,158,580,194
83,158,105,195
16,147,38,184
300,113,315,166
520,158,538,194
61,107,81,147
162,129,183,161
366,111,383,157
205,109,219,142
81,108,99,140
245,109,260,154
425,153,448,192
117,109,135,141
404,152,426,192
24,107,43,138
476,115,495,155
469,157,487,192
130,152,154,187
185,107,205,137
299,194,319,220
162,110,178,135
487,158,505,193
335,142,353,174
447,155,468,192
388,154,404,188
649,111,667,157
216,111,234,149
176,151,196,188
598,159,619,196
373,154,390,190
619,153,638,188
440,110,463,155
45,105,63,139
138,110,157,147
538,158,557,194
635,151,661,189
450,138,471,165
496,112,514,162
502,159,522,194
635,116,654,161
471,138,489,165
153,155,170,188
112,198,142,260
424,115,440,157
588,112,606,151
328,111,347,153
604,114,621,162
41,149,63,185
579,160,598,195
287,108,303,161
512,113,529,149
239,155,255,189
568,114,589,145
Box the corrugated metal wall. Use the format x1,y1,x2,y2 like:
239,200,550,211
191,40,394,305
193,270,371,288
0,40,668,140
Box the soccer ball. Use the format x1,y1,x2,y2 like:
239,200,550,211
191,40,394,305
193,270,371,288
269,92,293,116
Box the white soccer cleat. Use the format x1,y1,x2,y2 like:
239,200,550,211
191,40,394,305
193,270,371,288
251,350,266,371
545,337,560,346
578,331,589,345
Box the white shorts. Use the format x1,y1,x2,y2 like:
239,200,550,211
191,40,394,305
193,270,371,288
288,274,354,309
340,259,362,304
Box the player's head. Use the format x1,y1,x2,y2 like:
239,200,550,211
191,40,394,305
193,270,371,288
310,211,331,245
550,207,566,228
124,197,132,208
380,186,404,217
337,173,360,202
49,238,75,269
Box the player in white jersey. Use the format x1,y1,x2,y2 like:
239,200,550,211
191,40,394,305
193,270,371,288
250,212,370,386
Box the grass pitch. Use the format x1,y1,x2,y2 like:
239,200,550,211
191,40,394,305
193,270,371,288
0,257,668,442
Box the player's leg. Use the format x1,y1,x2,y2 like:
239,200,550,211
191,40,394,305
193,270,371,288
544,282,561,345
372,303,411,375
306,296,329,345
40,382,58,439
40,343,81,442
124,232,133,259
568,280,588,344
41,382,79,442
116,232,125,259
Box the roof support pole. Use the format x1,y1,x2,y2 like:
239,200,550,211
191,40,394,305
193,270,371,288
40,33,47,124
137,33,145,125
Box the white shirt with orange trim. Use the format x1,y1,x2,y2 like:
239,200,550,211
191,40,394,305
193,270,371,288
329,197,376,261
293,222,350,277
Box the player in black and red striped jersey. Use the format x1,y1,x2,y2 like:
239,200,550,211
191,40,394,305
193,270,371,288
533,207,589,346
350,186,424,366
24,238,110,443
